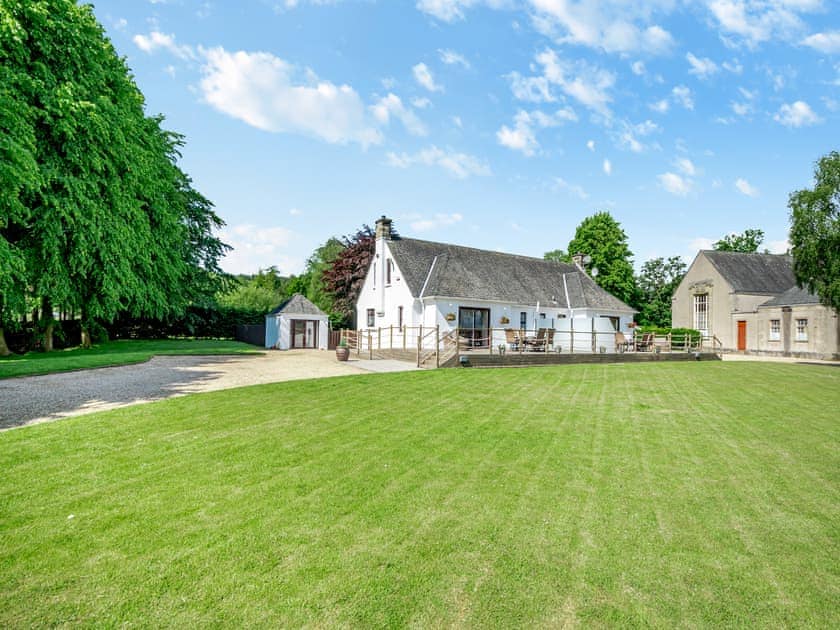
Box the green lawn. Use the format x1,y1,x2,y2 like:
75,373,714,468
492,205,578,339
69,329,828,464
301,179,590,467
0,339,262,379
1,362,838,627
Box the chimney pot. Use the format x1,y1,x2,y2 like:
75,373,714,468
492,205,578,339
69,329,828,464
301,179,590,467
375,216,393,240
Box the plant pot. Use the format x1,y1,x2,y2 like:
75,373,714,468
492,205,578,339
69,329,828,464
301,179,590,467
336,347,350,361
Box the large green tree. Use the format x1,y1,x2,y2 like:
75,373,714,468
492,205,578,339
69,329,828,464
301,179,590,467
713,228,765,253
635,256,686,327
789,151,840,311
563,211,637,306
0,0,227,351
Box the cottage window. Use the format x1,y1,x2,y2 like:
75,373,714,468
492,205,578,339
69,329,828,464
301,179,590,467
769,319,781,341
367,308,375,328
386,260,392,285
397,305,403,328
796,318,808,341
520,312,527,330
372,262,376,288
693,294,708,334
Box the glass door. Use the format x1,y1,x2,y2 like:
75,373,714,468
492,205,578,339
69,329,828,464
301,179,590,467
459,307,490,348
292,320,318,348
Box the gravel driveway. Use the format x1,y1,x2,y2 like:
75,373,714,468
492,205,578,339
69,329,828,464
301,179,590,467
1,350,418,431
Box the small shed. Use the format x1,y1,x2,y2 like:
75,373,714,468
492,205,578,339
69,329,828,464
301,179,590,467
265,294,329,350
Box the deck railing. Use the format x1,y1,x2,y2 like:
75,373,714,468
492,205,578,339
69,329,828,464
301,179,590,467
341,326,718,367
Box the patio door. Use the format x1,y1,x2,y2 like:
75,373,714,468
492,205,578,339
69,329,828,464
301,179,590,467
459,307,490,348
291,319,318,349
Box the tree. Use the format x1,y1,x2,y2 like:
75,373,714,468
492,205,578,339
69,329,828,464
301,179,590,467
217,267,289,313
635,256,686,327
564,211,637,306
543,249,569,263
789,151,840,311
0,0,227,351
713,228,765,253
322,225,376,328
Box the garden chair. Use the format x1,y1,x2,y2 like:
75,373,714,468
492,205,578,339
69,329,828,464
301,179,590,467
636,332,654,352
525,328,547,351
504,328,520,351
615,331,630,353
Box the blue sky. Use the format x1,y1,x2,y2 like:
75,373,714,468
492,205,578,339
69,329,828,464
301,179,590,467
91,0,839,275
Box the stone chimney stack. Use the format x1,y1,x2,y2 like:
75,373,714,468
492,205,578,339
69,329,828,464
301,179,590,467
375,215,393,240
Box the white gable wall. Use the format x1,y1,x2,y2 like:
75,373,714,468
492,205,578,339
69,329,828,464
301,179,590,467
355,239,418,329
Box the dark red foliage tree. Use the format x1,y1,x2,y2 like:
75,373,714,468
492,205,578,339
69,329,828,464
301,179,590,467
322,225,376,328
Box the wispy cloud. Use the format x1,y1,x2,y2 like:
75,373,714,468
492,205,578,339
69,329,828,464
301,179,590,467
438,48,471,68
734,177,759,197
413,62,444,92
773,100,822,127
386,146,491,178
658,172,693,196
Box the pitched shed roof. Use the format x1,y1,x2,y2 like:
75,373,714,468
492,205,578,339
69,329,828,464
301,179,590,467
268,293,327,316
386,237,634,312
759,285,822,308
702,251,796,294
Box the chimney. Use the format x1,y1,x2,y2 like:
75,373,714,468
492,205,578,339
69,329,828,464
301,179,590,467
375,215,393,240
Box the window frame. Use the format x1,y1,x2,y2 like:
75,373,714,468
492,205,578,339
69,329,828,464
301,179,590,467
397,305,403,328
769,319,781,341
795,318,808,342
366,308,375,328
693,293,709,334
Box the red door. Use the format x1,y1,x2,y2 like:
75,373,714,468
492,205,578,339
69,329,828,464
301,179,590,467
737,320,747,351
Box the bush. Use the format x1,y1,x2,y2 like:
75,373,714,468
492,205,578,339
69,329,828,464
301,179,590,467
107,305,265,340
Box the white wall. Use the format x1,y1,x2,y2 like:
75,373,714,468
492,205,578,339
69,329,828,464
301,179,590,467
355,239,417,329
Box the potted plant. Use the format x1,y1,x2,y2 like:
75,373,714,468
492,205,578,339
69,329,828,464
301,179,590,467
336,337,350,361
500,315,510,325
444,312,456,322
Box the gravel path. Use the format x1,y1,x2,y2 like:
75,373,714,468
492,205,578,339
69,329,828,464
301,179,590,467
0,350,418,431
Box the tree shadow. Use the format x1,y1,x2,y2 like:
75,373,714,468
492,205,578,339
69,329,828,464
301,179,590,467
0,356,248,430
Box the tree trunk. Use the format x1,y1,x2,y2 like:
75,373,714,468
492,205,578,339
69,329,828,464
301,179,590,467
0,327,11,356
80,327,92,349
42,297,54,352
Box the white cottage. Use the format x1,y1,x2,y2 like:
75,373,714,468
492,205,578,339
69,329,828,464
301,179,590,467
265,293,329,350
355,216,636,348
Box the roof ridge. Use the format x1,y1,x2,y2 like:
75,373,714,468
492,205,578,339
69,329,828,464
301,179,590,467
397,236,576,268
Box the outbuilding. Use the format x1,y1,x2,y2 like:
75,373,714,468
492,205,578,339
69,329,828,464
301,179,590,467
265,293,329,350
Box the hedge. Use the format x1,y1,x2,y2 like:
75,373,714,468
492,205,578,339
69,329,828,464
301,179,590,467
107,305,265,340
634,326,702,343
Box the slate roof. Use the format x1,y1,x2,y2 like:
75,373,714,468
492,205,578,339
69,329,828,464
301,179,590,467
702,250,796,294
759,285,822,308
268,293,327,316
386,237,635,312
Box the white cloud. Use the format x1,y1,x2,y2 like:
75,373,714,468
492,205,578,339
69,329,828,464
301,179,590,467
439,48,471,68
413,62,444,92
603,158,612,175
370,93,428,136
672,85,694,110
773,100,822,127
199,47,382,147
507,72,555,103
164,65,176,78
497,107,577,156
218,224,301,275
734,177,759,196
587,139,595,151
381,76,397,90
649,98,670,113
289,208,302,216
631,60,646,75
553,177,589,199
416,0,479,22
386,146,491,178
133,31,195,60
706,0,820,48
686,52,719,78
675,157,696,176
410,212,464,232
722,58,743,74
617,119,659,153
801,31,840,53
658,172,693,196
529,0,675,55
535,48,615,117
731,100,752,116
